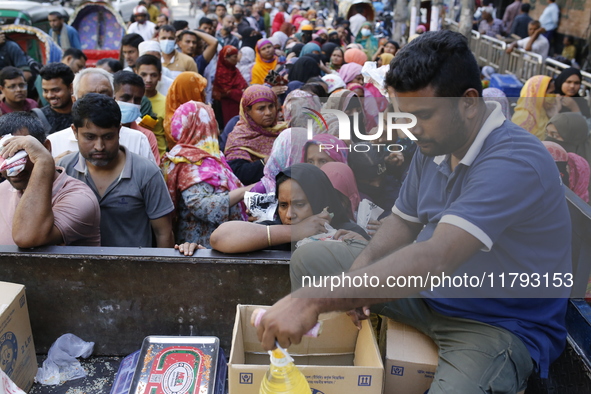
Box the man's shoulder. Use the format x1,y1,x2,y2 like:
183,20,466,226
126,150,163,179
58,151,81,169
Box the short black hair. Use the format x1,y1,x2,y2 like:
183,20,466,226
96,58,123,72
48,11,64,19
62,48,87,61
158,13,169,20
301,82,327,98
387,40,400,50
178,30,198,41
134,54,162,73
72,93,121,129
385,30,482,97
170,21,186,32
199,17,213,26
0,112,46,143
521,3,530,12
39,62,75,86
113,70,145,92
0,67,24,86
565,35,575,45
121,33,144,49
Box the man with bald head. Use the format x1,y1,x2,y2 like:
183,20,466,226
47,67,156,163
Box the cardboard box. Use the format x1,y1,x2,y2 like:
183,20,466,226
228,305,383,394
384,319,438,394
0,282,36,391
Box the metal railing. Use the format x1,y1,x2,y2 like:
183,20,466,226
476,34,507,72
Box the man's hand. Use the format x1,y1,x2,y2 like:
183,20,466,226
365,219,383,237
334,229,366,241
346,306,371,330
2,136,53,166
257,294,320,350
291,210,331,241
385,151,404,167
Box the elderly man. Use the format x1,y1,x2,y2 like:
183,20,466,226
478,10,504,37
257,30,571,393
48,11,81,50
58,94,174,248
47,68,156,163
0,112,100,247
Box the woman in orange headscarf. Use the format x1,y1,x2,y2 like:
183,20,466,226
163,71,207,149
512,75,557,140
213,45,248,127
251,39,277,85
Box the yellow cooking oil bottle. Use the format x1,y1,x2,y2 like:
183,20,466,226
259,346,311,394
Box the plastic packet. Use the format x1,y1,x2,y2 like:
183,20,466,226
244,191,278,222
295,222,339,249
356,199,384,232
35,333,94,385
361,61,390,97
0,135,28,177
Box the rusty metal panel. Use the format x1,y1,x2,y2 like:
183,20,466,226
0,246,291,356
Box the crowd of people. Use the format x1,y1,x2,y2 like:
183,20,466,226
0,0,590,391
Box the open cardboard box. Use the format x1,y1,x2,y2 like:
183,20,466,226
228,305,384,394
0,282,37,391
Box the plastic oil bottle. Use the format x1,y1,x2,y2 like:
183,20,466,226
259,346,311,394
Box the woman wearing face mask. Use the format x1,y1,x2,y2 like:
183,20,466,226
224,85,287,185
163,101,251,249
163,71,207,149
355,22,379,59
213,45,248,127
251,39,278,85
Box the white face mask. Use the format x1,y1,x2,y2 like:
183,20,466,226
117,101,141,124
159,39,176,55
361,28,371,37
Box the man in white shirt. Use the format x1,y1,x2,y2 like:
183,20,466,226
48,68,156,163
538,0,559,41
506,20,549,60
127,6,156,42
348,4,367,37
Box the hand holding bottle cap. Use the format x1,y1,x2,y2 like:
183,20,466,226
251,308,323,338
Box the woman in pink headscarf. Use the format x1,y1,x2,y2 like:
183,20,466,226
302,133,349,168
321,162,361,220
339,62,364,85
567,152,590,203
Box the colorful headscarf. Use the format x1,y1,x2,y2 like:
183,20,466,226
355,22,379,59
163,101,247,219
347,83,364,93
252,39,278,85
301,42,321,57
483,87,510,119
339,62,363,84
302,133,349,164
344,48,367,66
163,72,208,149
283,90,322,123
238,46,256,84
379,53,394,66
567,152,590,202
280,22,295,36
320,161,361,219
224,85,287,162
322,74,346,94
272,31,289,49
214,45,248,101
512,75,553,140
256,127,309,194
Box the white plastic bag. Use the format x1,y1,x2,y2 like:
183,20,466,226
0,367,26,394
35,333,94,385
356,199,384,232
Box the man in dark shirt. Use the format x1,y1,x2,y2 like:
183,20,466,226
0,33,32,82
511,3,533,39
39,63,75,134
0,67,37,113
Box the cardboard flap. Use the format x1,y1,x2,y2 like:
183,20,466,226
0,282,24,305
386,320,438,365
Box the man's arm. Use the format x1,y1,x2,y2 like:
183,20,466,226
3,136,62,248
257,223,484,350
525,29,542,52
348,213,423,272
150,214,174,247
195,30,219,63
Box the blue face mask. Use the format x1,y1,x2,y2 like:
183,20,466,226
159,39,176,55
117,101,141,124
